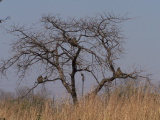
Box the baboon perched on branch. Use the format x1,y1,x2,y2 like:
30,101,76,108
68,37,78,47
116,67,123,77
37,75,43,83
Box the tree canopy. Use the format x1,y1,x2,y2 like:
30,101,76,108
0,13,146,104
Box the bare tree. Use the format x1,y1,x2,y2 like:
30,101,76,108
0,13,144,104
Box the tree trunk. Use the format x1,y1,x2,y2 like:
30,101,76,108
71,91,78,104
71,73,78,104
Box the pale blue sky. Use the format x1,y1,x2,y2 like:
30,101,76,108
0,0,160,94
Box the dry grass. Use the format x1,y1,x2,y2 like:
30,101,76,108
0,84,160,120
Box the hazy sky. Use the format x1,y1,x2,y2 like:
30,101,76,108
0,0,160,94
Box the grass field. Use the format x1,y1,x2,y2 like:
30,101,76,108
0,83,160,120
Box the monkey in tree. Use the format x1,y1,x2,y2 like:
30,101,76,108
116,67,123,77
37,75,43,83
68,37,78,47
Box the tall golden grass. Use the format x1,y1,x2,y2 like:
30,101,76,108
0,83,160,120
